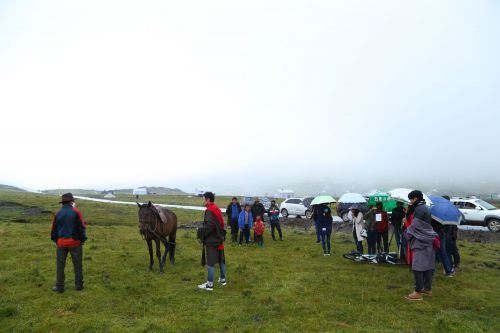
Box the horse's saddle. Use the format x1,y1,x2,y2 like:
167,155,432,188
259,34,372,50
154,205,168,224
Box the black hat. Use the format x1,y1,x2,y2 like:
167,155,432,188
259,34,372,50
60,193,75,204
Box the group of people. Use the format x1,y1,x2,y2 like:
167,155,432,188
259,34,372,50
349,190,462,301
225,197,284,246
49,190,462,298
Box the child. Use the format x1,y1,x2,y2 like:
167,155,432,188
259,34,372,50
254,215,265,248
238,205,253,245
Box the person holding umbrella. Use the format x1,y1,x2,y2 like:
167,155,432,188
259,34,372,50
318,205,333,256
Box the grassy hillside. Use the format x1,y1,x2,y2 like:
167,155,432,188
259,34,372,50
0,191,499,332
0,184,26,192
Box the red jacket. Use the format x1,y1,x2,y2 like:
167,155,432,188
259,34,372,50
375,210,389,233
254,221,265,236
205,203,225,250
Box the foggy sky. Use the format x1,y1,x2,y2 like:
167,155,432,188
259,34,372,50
1,0,499,195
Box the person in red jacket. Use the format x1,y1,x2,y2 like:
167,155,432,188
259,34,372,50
254,215,265,248
50,193,87,293
375,202,389,253
198,192,227,291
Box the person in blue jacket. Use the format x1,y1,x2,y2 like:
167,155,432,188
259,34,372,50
318,204,333,256
238,204,253,245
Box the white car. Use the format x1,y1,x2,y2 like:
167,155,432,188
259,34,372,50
450,198,500,232
280,197,313,219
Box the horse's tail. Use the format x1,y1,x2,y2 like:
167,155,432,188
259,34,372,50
169,221,177,263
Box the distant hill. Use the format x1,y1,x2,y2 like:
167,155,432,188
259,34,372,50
0,184,27,192
42,187,188,196
113,187,188,195
42,189,100,195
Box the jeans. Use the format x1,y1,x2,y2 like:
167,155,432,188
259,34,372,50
367,230,377,255
414,270,433,292
314,220,321,242
377,230,389,253
207,261,226,284
255,234,264,247
394,226,405,259
446,238,460,268
320,229,331,254
239,227,250,244
353,229,363,254
56,245,83,289
436,237,453,274
271,221,283,240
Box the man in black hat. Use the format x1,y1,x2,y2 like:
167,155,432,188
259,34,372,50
50,193,87,293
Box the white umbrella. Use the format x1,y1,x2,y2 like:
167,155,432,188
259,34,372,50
387,188,432,206
338,193,366,203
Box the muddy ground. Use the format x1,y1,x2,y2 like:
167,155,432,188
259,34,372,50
179,217,500,244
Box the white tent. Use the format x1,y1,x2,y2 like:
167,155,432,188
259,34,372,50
275,189,294,199
104,193,116,199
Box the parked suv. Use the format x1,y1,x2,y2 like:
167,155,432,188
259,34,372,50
280,197,314,219
450,198,500,232
240,196,272,210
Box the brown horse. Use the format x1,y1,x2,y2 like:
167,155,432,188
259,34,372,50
137,201,177,273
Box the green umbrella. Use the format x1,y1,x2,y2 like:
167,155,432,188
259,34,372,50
368,192,397,212
311,195,337,206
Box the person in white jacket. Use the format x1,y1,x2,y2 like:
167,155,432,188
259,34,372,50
351,206,365,254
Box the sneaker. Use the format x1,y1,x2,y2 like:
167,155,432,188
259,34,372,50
327,253,331,256
324,253,328,256
421,289,432,297
197,282,213,291
218,278,227,286
52,286,64,293
405,291,423,301
444,272,454,278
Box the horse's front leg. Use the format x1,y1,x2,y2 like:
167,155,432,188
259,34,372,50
155,239,164,273
147,239,154,271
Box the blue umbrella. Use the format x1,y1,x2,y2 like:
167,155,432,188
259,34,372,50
428,195,464,225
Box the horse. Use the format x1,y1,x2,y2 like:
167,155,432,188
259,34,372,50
137,201,177,273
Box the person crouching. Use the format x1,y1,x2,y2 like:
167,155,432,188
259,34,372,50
254,215,265,248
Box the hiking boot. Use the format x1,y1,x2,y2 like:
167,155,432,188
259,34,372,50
405,291,423,301
421,289,432,297
52,286,64,293
197,282,213,291
218,278,227,286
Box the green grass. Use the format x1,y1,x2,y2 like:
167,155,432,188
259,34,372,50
1,191,499,332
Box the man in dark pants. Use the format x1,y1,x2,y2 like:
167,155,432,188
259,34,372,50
50,193,87,293
198,192,226,291
226,197,241,243
268,200,283,241
251,197,266,242
375,202,389,253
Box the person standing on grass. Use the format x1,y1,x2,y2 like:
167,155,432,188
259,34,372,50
404,190,437,301
318,205,333,256
251,197,266,242
238,204,253,245
431,219,454,277
374,202,389,253
254,215,265,248
442,195,461,272
198,192,227,291
50,193,87,293
312,204,323,243
226,197,241,243
268,200,283,241
363,205,378,255
391,201,406,260
351,206,365,254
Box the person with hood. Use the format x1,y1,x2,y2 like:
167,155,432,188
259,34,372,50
404,190,437,301
50,193,87,293
351,206,365,254
198,192,227,291
318,205,333,256
363,205,378,255
391,201,406,259
226,197,241,243
238,204,253,245
267,200,283,241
